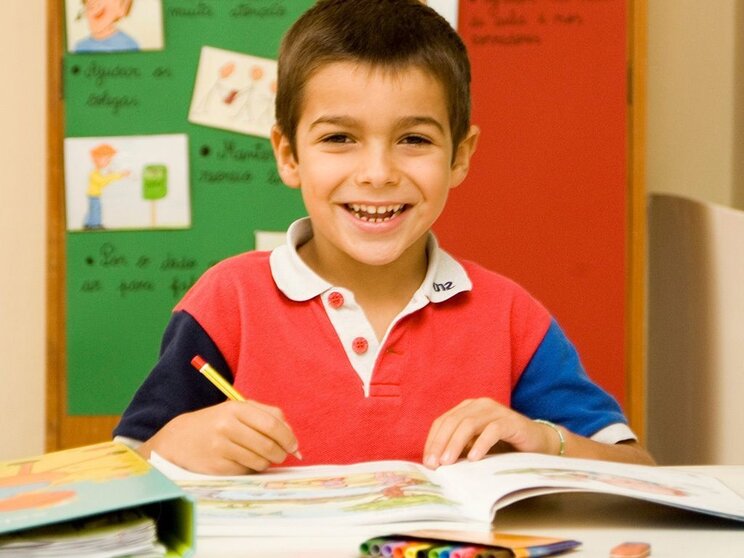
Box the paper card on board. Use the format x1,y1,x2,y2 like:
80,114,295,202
64,134,191,232
188,46,278,139
65,0,165,53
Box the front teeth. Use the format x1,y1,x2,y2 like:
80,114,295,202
349,203,403,214
348,203,404,223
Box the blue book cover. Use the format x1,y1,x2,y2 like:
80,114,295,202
0,441,194,556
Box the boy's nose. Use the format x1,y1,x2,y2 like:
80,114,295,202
355,145,399,188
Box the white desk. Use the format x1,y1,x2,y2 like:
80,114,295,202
196,467,744,557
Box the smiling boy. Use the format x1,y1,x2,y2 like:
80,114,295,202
114,0,654,474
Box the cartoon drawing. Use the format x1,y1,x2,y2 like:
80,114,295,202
193,62,238,114
0,444,148,514
73,0,139,53
64,134,190,232
142,163,168,226
65,0,164,53
176,468,456,520
231,65,276,128
189,46,278,139
83,143,130,230
495,468,690,497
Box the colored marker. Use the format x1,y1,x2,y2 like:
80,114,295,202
394,543,432,558
190,355,302,460
360,537,388,556
382,541,409,558
450,547,480,558
428,545,456,558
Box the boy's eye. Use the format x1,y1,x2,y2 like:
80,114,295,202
401,135,432,145
321,134,353,144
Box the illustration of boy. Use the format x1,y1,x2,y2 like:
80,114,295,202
114,0,654,474
73,0,139,53
83,143,130,230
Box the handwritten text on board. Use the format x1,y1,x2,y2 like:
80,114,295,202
463,0,612,47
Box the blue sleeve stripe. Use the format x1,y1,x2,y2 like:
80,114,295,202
511,319,628,437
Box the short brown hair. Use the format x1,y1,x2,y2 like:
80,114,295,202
275,0,471,155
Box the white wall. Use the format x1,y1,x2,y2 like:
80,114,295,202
645,0,744,464
646,0,743,209
0,0,47,459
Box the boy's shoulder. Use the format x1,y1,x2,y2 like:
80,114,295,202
181,250,272,300
453,256,550,320
174,250,276,321
458,257,536,297
204,249,271,277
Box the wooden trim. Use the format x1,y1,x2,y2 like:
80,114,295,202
46,0,127,451
627,0,648,442
46,0,64,451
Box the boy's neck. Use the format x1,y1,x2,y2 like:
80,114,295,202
298,237,429,339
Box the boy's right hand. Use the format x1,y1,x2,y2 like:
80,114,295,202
138,400,300,475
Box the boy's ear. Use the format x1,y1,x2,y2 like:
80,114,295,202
270,125,301,188
450,125,480,189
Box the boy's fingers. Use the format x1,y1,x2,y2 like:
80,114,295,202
424,399,476,456
439,416,486,465
425,411,486,468
466,422,503,461
424,399,514,468
226,443,273,473
250,400,288,421
226,425,292,465
424,413,463,467
235,401,300,456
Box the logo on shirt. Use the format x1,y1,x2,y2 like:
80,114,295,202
432,281,454,292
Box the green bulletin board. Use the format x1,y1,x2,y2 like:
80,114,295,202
64,1,313,414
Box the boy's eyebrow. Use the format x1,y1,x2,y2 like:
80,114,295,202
397,116,446,133
309,115,445,133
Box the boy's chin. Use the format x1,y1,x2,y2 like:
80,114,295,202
343,244,417,269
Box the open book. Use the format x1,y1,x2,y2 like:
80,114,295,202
151,452,744,537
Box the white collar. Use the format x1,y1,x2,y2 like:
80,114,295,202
269,218,472,303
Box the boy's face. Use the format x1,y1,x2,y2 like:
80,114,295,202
272,62,478,271
92,154,113,169
84,0,130,38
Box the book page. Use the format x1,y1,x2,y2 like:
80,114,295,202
435,453,744,522
150,454,488,536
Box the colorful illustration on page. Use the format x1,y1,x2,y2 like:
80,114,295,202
494,468,691,498
177,468,455,520
0,443,147,514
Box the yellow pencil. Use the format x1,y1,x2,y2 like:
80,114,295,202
191,355,245,401
190,354,302,460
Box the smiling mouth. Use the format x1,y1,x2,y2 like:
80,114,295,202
346,203,407,223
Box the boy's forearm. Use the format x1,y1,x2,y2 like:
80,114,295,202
562,431,656,465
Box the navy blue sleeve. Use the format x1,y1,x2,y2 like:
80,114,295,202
511,319,628,437
113,310,234,442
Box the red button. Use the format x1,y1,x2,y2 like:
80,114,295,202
328,291,344,309
352,337,368,354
